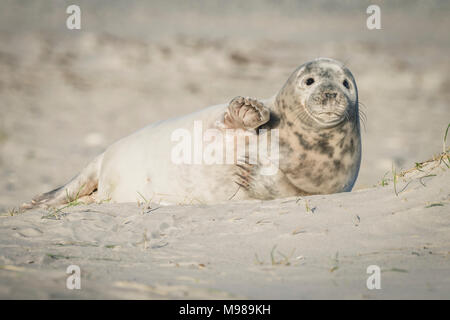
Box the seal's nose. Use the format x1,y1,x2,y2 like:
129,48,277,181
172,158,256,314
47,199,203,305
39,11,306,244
325,92,337,99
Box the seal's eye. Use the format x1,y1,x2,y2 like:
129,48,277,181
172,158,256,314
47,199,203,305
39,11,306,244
306,78,315,86
343,79,350,89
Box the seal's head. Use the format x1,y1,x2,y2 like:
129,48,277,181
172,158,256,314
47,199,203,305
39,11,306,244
277,58,358,129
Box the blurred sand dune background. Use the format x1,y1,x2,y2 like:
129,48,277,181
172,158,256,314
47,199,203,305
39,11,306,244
0,0,449,210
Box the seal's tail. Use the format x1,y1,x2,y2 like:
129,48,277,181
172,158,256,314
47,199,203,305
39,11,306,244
22,154,104,210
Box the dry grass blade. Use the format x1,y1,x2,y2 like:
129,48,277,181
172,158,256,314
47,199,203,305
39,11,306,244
443,123,450,154
392,164,398,197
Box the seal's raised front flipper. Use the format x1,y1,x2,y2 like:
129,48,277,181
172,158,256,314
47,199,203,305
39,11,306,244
216,96,270,130
21,154,104,210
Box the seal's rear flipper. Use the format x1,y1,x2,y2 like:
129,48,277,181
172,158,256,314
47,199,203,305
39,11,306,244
28,186,65,208
21,154,104,211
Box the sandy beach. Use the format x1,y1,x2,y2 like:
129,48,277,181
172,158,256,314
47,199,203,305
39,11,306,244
0,0,449,299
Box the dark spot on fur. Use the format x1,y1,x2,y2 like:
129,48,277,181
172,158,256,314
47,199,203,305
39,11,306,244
312,174,324,187
295,132,313,150
279,138,294,154
316,138,334,158
319,132,334,140
341,138,355,156
333,160,341,171
319,69,333,79
290,159,316,177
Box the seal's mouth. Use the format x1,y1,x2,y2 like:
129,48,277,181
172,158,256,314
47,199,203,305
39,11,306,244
313,110,346,125
305,101,348,127
305,87,350,127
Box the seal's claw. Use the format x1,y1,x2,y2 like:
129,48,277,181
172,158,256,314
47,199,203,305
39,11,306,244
223,96,270,130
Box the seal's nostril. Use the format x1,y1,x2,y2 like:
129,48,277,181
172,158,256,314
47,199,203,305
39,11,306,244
325,92,337,99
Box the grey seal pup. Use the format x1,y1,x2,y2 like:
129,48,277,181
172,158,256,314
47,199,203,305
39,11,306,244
25,57,362,208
